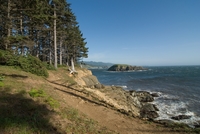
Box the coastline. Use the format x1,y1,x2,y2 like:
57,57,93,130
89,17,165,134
74,68,200,130
1,65,198,133
89,67,200,128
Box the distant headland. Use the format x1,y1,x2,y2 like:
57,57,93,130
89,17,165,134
107,64,147,71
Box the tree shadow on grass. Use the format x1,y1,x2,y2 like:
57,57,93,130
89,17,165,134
0,73,28,78
0,89,60,134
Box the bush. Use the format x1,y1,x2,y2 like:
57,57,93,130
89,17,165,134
0,50,15,65
43,62,56,70
18,56,49,77
0,50,48,77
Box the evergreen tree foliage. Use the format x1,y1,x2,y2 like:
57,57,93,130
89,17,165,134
0,0,88,69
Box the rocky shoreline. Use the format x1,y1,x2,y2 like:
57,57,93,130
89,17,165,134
75,69,159,118
100,86,199,128
75,69,200,128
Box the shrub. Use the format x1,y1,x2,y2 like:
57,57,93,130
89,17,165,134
43,62,56,70
18,56,49,77
0,50,48,77
0,50,15,65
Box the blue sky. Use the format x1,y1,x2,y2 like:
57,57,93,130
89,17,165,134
67,0,200,66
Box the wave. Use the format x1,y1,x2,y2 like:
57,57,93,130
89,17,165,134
152,92,200,127
111,85,127,89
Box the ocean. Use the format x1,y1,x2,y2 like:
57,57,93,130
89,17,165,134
90,66,200,127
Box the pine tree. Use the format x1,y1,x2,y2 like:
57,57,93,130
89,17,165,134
0,0,88,70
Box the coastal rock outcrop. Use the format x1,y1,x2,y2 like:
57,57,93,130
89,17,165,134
74,69,159,119
107,64,146,71
130,91,154,102
129,90,159,119
140,104,159,119
74,69,104,89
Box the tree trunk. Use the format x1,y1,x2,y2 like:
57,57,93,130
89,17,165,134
71,57,75,71
6,0,11,50
20,11,23,55
59,39,63,65
54,5,57,69
49,49,52,65
20,11,23,35
36,32,39,57
49,31,52,65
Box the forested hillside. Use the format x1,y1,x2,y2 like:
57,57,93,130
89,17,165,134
0,0,88,69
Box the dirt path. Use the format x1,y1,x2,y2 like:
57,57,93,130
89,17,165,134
46,71,181,134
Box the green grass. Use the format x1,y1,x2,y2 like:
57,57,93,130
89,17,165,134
29,89,46,98
29,88,60,109
0,66,114,134
45,96,60,108
0,88,57,134
28,88,113,133
166,122,200,133
0,75,5,87
115,64,130,66
49,67,77,85
0,81,4,87
61,107,113,134
0,67,59,133
0,74,4,81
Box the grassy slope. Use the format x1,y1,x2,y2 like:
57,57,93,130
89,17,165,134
0,66,113,134
1,66,199,134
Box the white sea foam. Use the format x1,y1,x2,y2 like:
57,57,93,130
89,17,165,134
111,85,127,89
153,92,200,127
121,85,127,89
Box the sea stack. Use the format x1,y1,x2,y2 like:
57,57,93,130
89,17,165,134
107,64,146,71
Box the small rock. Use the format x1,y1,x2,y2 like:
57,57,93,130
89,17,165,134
153,105,159,111
78,100,85,104
193,120,200,128
140,104,159,119
151,93,160,97
141,104,157,112
155,119,175,126
171,115,191,120
94,83,102,89
129,90,136,96
140,111,159,119
136,91,154,102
